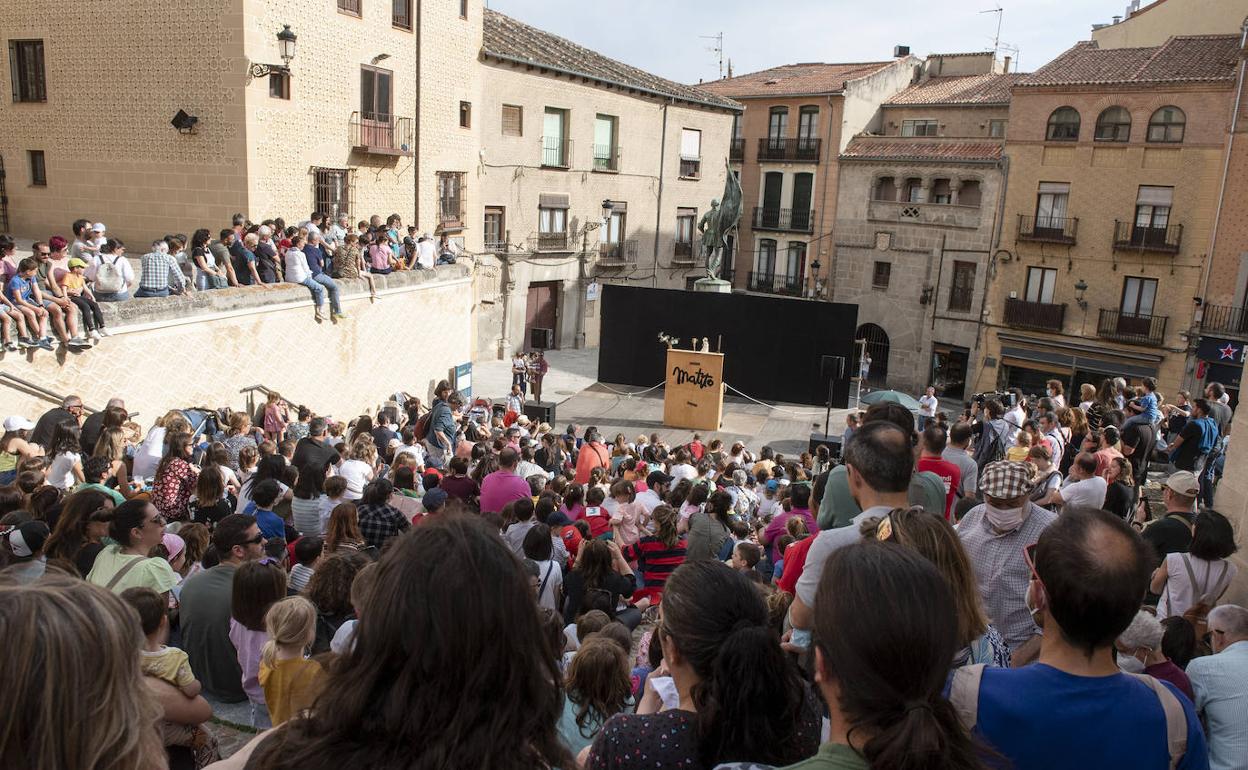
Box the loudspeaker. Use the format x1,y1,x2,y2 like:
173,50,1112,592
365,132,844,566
808,433,842,456
530,327,554,350
171,109,199,133
523,401,556,426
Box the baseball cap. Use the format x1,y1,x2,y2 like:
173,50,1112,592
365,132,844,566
1165,471,1200,497
162,533,186,563
91,223,106,233
4,415,35,432
422,487,448,511
68,257,87,269
646,470,673,487
766,479,779,491
979,461,1034,500
7,520,50,557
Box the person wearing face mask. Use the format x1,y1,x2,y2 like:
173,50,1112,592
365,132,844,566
1115,609,1193,700
948,508,1207,770
956,460,1057,653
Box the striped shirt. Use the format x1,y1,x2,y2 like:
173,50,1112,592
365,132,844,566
622,536,687,603
1187,640,1248,770
138,251,186,292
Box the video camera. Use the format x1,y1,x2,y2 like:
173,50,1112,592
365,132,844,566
971,391,1017,409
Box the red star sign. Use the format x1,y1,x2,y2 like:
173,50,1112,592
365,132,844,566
1219,343,1239,361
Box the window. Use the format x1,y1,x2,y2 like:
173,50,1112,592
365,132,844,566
901,119,938,137
1147,106,1185,143
960,180,982,207
798,106,819,143
539,207,567,232
28,150,45,187
593,114,619,171
338,0,362,16
949,261,976,311
872,261,891,289
599,207,626,258
1025,266,1057,304
437,171,465,226
542,108,568,167
675,208,696,258
1046,107,1080,141
768,107,789,140
268,71,290,100
756,239,777,276
873,177,897,201
459,101,471,128
989,119,1007,138
313,167,351,221
501,104,522,137
8,40,46,103
484,207,506,251
784,242,806,282
460,0,468,18
1121,276,1158,316
679,128,702,178
1094,106,1131,142
393,0,413,29
931,179,953,205
359,65,395,148
904,177,923,203
538,203,568,250
1035,182,1070,230
1134,185,1173,240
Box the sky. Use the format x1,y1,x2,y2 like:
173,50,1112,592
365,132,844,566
484,0,1142,83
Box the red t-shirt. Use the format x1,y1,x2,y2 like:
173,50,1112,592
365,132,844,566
583,505,611,538
916,456,961,520
688,441,705,461
775,535,816,596
559,524,583,567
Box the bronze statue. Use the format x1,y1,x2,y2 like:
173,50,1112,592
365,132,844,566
697,161,743,282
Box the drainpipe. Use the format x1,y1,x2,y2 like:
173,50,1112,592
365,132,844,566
815,93,837,298
653,100,670,287
973,153,1009,392
413,0,423,228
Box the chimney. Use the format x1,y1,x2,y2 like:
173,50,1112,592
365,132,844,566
1003,55,1011,73
894,45,911,58
1113,15,1122,23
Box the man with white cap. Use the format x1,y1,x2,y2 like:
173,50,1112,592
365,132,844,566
957,459,1058,651
1139,470,1201,563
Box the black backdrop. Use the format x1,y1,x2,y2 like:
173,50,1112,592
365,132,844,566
598,285,857,407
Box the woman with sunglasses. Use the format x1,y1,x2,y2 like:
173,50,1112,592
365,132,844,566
586,559,821,769
85,498,179,595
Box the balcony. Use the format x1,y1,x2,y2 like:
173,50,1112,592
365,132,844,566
598,240,638,267
1201,304,1248,337
1017,214,1077,245
541,136,572,168
438,199,464,228
1097,309,1168,346
1003,297,1066,332
752,207,815,233
1113,221,1182,255
729,138,745,162
592,144,620,172
868,199,981,229
757,137,821,162
535,231,570,252
349,112,414,156
673,241,696,265
679,156,702,179
748,271,805,297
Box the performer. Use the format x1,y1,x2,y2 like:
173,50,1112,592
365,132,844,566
511,351,528,396
529,350,549,402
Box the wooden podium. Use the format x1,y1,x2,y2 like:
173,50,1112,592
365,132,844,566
663,350,725,431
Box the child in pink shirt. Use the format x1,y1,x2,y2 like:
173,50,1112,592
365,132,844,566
609,480,645,547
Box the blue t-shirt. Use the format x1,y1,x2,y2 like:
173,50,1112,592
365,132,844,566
6,274,34,303
1139,392,1161,422
967,664,1207,770
253,507,286,540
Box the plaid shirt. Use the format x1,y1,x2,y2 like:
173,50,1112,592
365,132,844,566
356,502,410,550
957,501,1057,649
138,251,187,292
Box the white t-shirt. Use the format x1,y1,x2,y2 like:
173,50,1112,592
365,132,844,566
1005,406,1027,444
47,452,81,490
133,426,167,480
669,463,697,483
1059,475,1107,510
330,619,357,654
335,459,374,500
533,558,563,611
919,394,939,417
635,488,664,515
416,240,436,269
393,443,426,467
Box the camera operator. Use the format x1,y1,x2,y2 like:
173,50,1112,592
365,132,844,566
970,398,1013,477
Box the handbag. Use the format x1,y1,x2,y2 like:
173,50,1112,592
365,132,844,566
209,274,229,289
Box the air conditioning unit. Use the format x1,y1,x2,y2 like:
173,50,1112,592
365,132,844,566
529,327,555,350
894,45,911,57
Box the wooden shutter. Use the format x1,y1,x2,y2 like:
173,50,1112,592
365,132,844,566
501,105,522,136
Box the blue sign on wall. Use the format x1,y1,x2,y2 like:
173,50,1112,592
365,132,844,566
453,362,472,400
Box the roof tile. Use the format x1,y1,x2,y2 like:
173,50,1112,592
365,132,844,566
698,61,901,98
841,138,1004,163
1019,36,1239,88
481,9,738,110
887,73,1027,106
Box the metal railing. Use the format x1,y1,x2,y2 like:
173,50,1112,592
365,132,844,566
392,0,412,29
338,0,361,14
349,112,414,155
0,372,100,415
747,271,804,297
729,138,745,162
1003,297,1066,332
752,207,815,233
1097,309,1168,346
1200,304,1248,336
948,286,975,312
679,156,702,179
673,241,695,263
757,136,821,162
535,231,570,251
239,385,308,416
1113,221,1182,254
592,144,620,171
541,136,572,168
598,240,638,266
1017,214,1077,245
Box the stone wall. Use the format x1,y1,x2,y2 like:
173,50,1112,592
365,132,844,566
0,266,473,423
1211,368,1248,606
1090,0,1248,48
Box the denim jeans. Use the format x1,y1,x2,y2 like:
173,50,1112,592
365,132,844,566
134,287,170,298
94,290,130,302
311,273,341,314
298,277,325,307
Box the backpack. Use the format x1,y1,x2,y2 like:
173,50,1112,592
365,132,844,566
1178,554,1231,640
94,255,127,294
413,411,432,442
949,664,1188,770
974,423,1006,474
1029,470,1062,505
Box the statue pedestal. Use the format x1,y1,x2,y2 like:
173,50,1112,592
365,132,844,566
693,278,732,294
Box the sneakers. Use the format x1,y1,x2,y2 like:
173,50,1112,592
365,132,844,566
16,338,35,350
314,307,324,323
333,312,348,320
3,341,16,352
88,330,102,342
66,337,91,350
98,328,110,337
37,338,54,351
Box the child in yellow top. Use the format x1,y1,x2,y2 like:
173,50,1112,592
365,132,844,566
63,257,107,342
1005,430,1032,463
259,596,325,725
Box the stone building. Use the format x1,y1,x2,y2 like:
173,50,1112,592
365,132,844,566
831,53,1020,397
699,56,919,297
973,34,1242,397
471,10,737,358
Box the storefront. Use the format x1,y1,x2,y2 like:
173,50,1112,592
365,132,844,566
930,343,970,401
992,333,1162,398
1195,336,1243,409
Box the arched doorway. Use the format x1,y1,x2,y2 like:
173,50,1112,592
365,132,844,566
854,323,890,388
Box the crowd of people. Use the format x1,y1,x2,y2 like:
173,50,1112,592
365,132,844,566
0,370,1245,770
0,213,461,350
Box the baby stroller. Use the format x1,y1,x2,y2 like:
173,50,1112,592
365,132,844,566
181,407,226,464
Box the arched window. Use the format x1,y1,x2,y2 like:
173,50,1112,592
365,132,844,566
1147,106,1185,143
959,180,982,208
1046,107,1080,141
873,176,898,201
1094,106,1131,142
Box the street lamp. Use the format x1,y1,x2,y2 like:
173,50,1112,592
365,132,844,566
1074,278,1088,309
248,25,297,78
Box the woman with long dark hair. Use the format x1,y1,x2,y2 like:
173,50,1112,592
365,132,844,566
44,487,114,576
685,488,732,561
229,514,574,770
803,541,987,770
587,559,821,769
237,455,291,515
151,431,197,521
561,537,641,628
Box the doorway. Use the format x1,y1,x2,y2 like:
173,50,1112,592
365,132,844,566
854,323,890,388
525,281,560,350
930,344,969,400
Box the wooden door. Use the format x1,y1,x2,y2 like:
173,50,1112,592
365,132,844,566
525,281,559,350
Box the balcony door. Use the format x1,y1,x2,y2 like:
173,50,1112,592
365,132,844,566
791,173,813,231
360,65,394,148
756,238,777,278
1025,267,1056,304
600,209,626,258
1133,186,1173,247
784,242,806,289
761,172,783,228
1035,182,1069,236
1119,276,1158,337
768,107,788,150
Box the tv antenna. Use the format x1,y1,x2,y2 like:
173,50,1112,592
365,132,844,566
700,32,724,80
980,5,1003,58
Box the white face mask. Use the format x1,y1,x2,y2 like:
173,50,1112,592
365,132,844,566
1117,652,1146,674
985,503,1027,532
